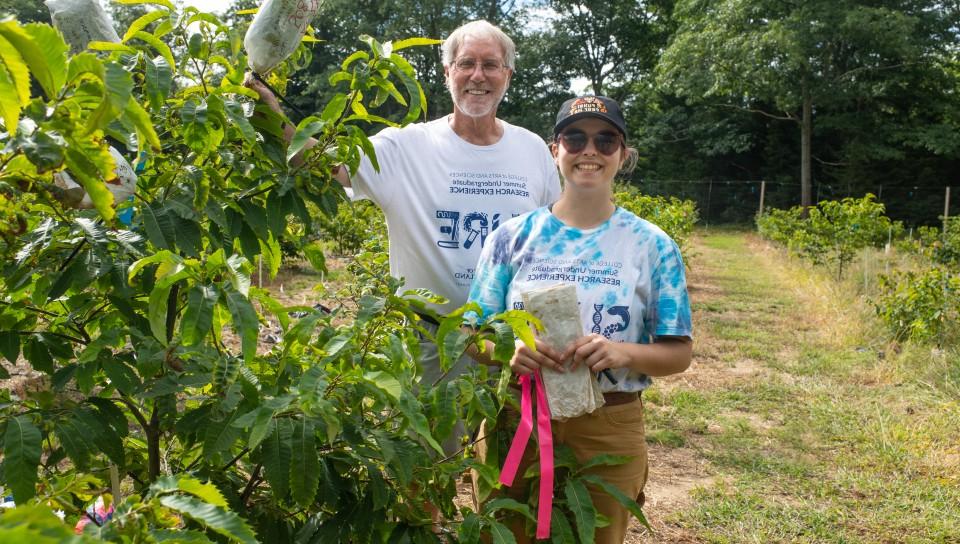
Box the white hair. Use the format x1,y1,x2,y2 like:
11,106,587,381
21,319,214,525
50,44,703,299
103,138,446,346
441,20,516,69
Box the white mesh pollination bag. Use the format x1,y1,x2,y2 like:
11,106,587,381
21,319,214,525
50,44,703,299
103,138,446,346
44,0,120,54
245,0,323,75
53,147,137,209
521,283,605,420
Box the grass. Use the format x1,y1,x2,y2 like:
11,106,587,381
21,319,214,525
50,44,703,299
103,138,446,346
641,228,960,543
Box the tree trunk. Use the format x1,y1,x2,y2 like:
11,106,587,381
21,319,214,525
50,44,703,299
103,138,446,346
801,93,813,209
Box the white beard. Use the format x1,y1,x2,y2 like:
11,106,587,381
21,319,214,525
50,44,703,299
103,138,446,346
449,84,507,118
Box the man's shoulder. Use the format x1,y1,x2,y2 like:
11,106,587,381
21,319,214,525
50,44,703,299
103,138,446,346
499,119,549,145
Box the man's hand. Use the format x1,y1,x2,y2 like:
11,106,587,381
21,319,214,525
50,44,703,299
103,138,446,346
510,338,565,376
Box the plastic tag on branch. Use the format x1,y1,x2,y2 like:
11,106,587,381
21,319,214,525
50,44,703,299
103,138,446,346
53,147,138,209
44,0,121,54
245,0,322,75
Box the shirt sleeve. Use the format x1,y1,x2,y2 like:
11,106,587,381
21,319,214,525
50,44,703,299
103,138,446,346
647,236,693,339
466,226,515,324
349,127,401,207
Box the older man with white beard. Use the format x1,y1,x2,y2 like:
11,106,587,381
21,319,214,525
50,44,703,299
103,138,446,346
248,20,560,453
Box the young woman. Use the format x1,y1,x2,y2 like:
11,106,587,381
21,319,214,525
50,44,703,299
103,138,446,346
468,96,693,543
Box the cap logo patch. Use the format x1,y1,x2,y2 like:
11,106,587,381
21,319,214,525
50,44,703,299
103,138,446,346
569,96,607,115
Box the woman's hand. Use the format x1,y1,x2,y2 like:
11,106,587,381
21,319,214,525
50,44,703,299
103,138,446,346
564,334,631,374
510,338,565,376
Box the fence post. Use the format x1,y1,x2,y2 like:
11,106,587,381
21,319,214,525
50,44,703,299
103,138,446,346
705,180,713,227
757,180,766,219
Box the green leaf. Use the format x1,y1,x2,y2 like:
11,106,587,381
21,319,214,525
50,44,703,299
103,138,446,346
74,407,124,466
302,241,327,274
320,94,348,123
550,506,576,542
54,416,96,470
158,494,258,544
487,520,517,544
63,146,115,221
144,55,173,110
489,321,516,363
0,22,68,99
397,390,443,454
87,62,133,133
176,477,229,507
390,37,442,51
0,37,27,134
125,98,161,151
131,31,175,69
3,415,41,503
122,10,169,42
147,281,173,344
181,285,219,345
287,117,325,164
204,411,242,462
24,335,53,374
290,419,320,508
21,130,65,172
0,330,21,364
565,478,597,543
141,203,174,249
0,34,29,105
581,474,651,530
224,289,258,362
483,498,534,521
261,419,292,500
66,52,103,85
458,512,481,544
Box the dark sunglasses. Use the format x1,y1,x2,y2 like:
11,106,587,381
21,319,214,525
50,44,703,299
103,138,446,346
556,130,623,156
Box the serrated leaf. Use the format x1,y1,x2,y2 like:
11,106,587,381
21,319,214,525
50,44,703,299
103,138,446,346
581,473,651,530
261,419,292,500
397,390,442,454
122,10,169,42
54,415,97,470
63,146,115,221
24,335,53,374
145,55,172,110
320,94,348,123
0,330,19,364
148,282,173,344
203,411,242,462
458,512,481,543
181,285,218,345
74,407,125,466
0,53,23,134
175,477,228,508
158,494,257,544
550,506,576,541
224,289,258,362
0,34,29,106
141,203,174,249
565,478,597,543
131,31,175,69
87,62,133,133
4,415,41,503
290,419,320,508
0,22,68,99
125,98,161,151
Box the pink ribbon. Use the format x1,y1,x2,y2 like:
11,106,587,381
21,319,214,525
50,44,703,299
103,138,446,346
499,372,554,539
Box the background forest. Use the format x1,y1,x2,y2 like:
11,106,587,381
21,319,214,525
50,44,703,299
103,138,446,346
8,0,958,225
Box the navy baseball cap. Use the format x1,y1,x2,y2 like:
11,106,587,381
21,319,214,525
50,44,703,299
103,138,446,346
554,95,627,139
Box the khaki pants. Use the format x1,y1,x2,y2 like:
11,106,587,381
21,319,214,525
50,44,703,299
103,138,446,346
474,396,648,543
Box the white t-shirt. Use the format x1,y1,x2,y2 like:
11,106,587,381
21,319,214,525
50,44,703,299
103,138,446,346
351,116,561,312
468,206,693,393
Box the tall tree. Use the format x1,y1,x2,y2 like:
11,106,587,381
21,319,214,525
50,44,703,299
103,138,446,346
658,0,958,208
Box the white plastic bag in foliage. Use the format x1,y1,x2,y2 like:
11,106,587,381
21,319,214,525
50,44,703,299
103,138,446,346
44,0,120,53
53,147,137,209
245,0,322,74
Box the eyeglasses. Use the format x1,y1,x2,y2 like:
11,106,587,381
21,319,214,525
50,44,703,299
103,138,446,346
557,130,623,156
452,58,507,74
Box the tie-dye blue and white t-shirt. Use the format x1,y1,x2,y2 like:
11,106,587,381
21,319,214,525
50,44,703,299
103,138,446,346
467,206,692,393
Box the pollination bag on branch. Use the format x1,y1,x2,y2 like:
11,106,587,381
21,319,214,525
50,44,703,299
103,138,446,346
521,284,605,420
245,0,322,75
53,147,137,209
44,0,121,54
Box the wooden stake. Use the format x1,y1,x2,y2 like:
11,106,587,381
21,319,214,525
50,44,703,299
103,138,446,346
758,180,766,218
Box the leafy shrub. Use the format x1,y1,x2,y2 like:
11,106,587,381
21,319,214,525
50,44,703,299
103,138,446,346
614,185,699,262
0,11,540,542
316,198,386,256
756,194,894,279
874,267,960,345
